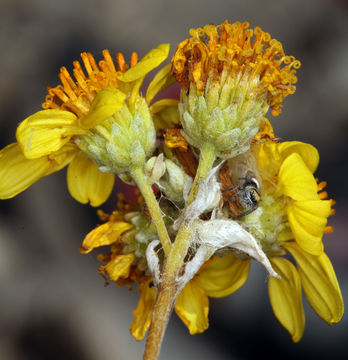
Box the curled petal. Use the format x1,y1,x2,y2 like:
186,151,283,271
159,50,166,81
0,143,76,199
67,152,115,207
98,253,135,281
269,257,305,343
130,278,157,340
285,242,344,324
81,221,133,254
79,88,126,129
287,199,331,255
16,110,83,158
150,99,180,130
196,254,250,298
174,280,209,334
277,141,319,174
146,63,175,105
149,98,179,114
277,153,318,201
118,44,170,83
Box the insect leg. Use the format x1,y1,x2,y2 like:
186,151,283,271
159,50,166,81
233,203,259,219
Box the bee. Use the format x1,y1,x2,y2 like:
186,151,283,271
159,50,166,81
223,171,261,218
220,151,261,219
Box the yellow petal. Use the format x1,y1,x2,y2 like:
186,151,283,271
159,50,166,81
16,110,83,158
145,63,175,105
277,153,318,201
195,254,250,298
130,278,157,340
277,141,319,174
287,199,331,255
67,152,115,207
0,143,75,199
118,44,170,83
174,280,209,334
150,98,179,114
79,88,126,129
46,143,79,171
259,117,274,134
150,99,180,130
285,242,344,324
80,221,133,254
268,257,305,342
98,253,135,281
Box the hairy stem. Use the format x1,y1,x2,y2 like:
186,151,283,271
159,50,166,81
143,279,177,360
130,166,172,256
143,142,217,360
187,142,217,204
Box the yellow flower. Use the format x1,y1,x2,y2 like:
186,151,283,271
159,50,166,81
81,198,250,339
0,46,172,206
222,129,343,342
171,21,300,158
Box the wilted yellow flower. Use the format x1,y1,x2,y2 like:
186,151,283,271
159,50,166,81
0,46,171,206
220,126,343,342
171,21,300,158
81,196,250,339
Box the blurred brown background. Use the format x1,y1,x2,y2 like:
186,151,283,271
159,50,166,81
0,0,347,359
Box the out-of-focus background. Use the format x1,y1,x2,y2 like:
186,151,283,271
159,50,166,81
0,0,347,359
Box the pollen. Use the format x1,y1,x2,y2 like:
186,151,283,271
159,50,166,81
42,50,138,117
172,21,301,116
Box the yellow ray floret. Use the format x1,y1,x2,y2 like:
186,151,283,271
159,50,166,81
268,257,305,342
0,143,77,199
285,242,343,325
80,218,134,254
174,280,209,335
194,252,250,298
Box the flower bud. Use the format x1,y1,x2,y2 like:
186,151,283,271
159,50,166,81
76,94,156,174
157,159,193,204
144,154,166,183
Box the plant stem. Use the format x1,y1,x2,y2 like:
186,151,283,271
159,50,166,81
130,166,172,256
166,142,216,275
143,142,217,360
143,279,177,360
187,142,217,205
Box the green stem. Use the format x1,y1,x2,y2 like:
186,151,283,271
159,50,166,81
130,166,171,256
143,142,217,360
187,142,217,205
166,141,217,275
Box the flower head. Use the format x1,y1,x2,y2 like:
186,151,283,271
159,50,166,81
81,194,251,339
171,21,300,158
219,123,343,341
0,45,171,205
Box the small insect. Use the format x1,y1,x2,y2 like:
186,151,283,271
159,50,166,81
223,171,261,218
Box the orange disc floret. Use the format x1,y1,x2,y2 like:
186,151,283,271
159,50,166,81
172,20,301,116
316,179,335,233
164,129,189,151
42,50,138,117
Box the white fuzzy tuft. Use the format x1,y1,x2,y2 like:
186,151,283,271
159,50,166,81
174,162,224,230
145,240,161,287
192,219,280,279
